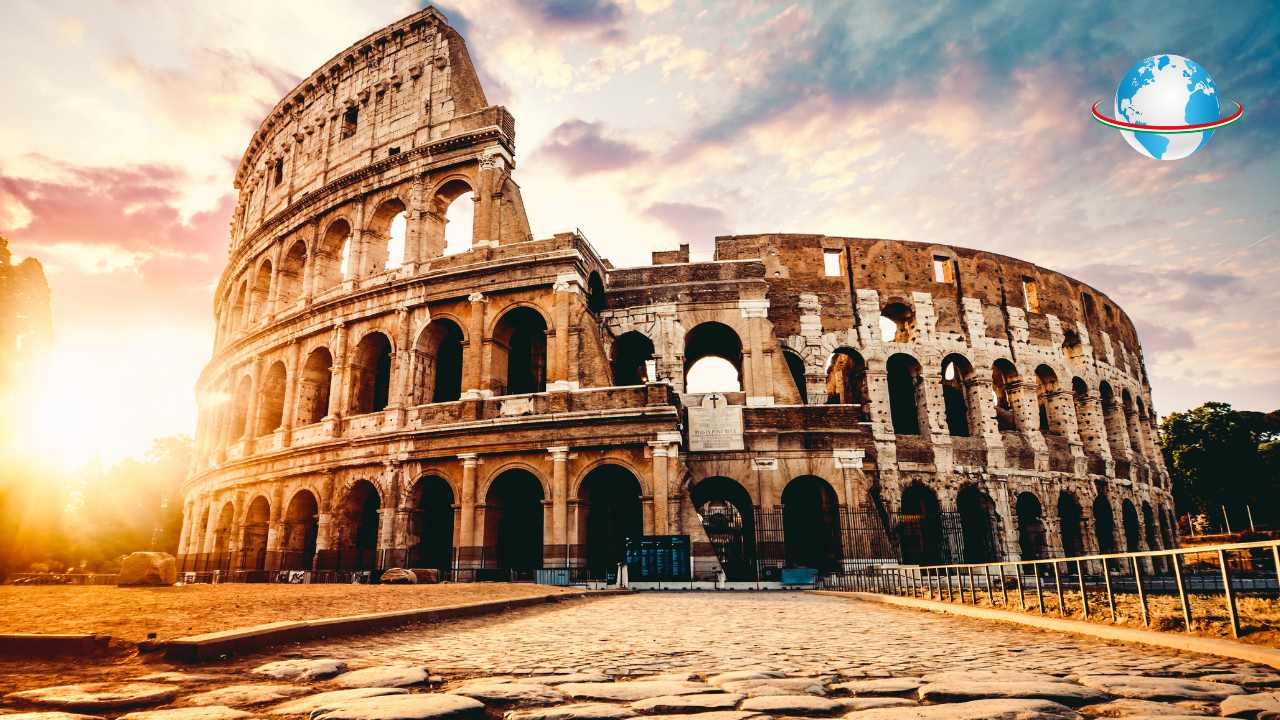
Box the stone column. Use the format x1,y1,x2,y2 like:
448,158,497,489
177,500,193,557
462,293,488,398
387,308,412,427
549,275,578,390
281,340,301,447
405,176,426,267
740,299,772,406
326,322,348,434
458,453,479,566
548,446,570,565
649,442,671,535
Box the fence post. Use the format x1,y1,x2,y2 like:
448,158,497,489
1017,563,1027,610
1076,559,1089,620
1101,559,1117,622
1132,556,1149,627
1218,549,1241,639
1000,564,1009,606
1034,562,1045,614
1053,561,1066,617
1171,552,1192,632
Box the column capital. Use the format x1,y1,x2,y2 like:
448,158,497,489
553,272,581,293
547,446,570,461
467,291,486,303
457,452,479,467
648,441,670,457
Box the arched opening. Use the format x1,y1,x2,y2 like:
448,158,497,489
1063,330,1085,367
194,506,210,556
1093,493,1116,553
684,322,743,394
315,219,352,291
408,476,454,571
1122,499,1141,552
240,496,270,571
230,281,249,332
367,198,408,273
250,260,272,322
941,354,973,437
610,331,654,386
492,307,547,395
212,502,235,560
337,480,381,570
484,470,545,570
429,179,474,257
992,360,1020,431
277,239,307,307
1159,507,1174,549
782,349,808,404
879,302,914,343
578,465,643,577
229,376,253,441
256,361,287,435
1016,492,1049,560
1071,377,1091,437
1100,382,1127,457
825,349,868,406
282,490,319,571
956,484,1000,563
691,476,757,581
297,347,333,424
781,476,842,571
1058,491,1085,558
898,483,943,565
414,319,465,403
349,332,393,414
1035,365,1064,435
587,272,606,314
1142,501,1158,550
886,353,923,435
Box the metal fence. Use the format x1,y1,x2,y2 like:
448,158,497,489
820,538,1280,639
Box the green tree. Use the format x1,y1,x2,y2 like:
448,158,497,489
1160,402,1280,529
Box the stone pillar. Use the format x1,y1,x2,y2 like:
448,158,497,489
458,453,479,566
177,500,193,557
405,176,426,267
326,322,348,432
548,446,570,565
1102,395,1133,461
740,299,772,406
462,293,488,398
649,442,671,534
301,220,319,303
549,275,578,390
387,308,412,427
281,340,301,447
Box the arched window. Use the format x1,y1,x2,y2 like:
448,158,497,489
336,481,380,570
898,483,943,565
427,179,474,257
249,260,272,322
315,219,352,291
229,375,253,440
414,319,465,403
957,484,1000,563
1016,492,1048,560
408,476,454,571
256,361,287,435
991,360,1019,431
230,281,249,332
212,502,235,557
367,198,408,273
349,332,393,414
493,307,547,395
1058,491,1085,557
611,331,655,386
1062,330,1085,367
484,470,544,570
1142,501,1158,550
1122,499,1141,552
886,353,923,435
1070,378,1092,440
578,465,643,577
1035,365,1066,435
825,349,867,406
879,302,914,343
240,496,270,571
587,272,606,314
1093,493,1116,554
297,347,332,424
782,476,842,571
277,240,307,307
782,349,807,404
684,322,743,394
282,490,319,571
941,354,974,437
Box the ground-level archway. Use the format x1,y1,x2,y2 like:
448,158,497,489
282,490,318,571
1058,491,1086,558
956,484,1000,563
691,476,757,581
483,470,544,570
781,476,842,572
898,483,944,565
409,476,454,572
335,480,381,570
239,496,270,571
1016,492,1049,560
577,465,643,578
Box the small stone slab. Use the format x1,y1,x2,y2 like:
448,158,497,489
1075,675,1245,701
505,703,638,720
185,684,311,707
119,707,253,720
641,713,762,720
842,698,1082,719
449,681,564,705
839,698,917,711
920,671,1064,684
134,672,223,683
706,672,786,687
740,694,843,715
632,693,744,713
0,714,103,720
834,679,923,697
333,666,430,689
560,682,710,702
1202,672,1280,688
1220,692,1280,717
521,674,613,686
918,678,1105,706
253,658,348,681
313,693,485,720
721,678,825,697
268,688,409,715
6,683,179,711
1078,698,1210,717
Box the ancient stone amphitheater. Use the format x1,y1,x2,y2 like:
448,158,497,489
178,7,1174,583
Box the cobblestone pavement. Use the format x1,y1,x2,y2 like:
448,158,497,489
5,592,1280,720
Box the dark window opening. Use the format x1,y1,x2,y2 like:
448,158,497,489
342,105,359,138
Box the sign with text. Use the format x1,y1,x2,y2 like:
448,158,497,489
688,395,744,451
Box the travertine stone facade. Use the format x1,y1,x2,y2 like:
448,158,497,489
180,7,1174,580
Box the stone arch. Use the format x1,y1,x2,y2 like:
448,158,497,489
408,475,455,571
577,464,643,577
879,301,915,343
991,359,1020,432
1016,491,1049,560
314,217,353,291
825,348,868,407
587,271,606,314
941,353,976,437
413,318,465,403
483,468,545,570
691,476,757,581
1058,490,1086,557
898,481,943,565
335,479,381,570
886,353,924,435
426,177,475,257
366,196,409,274
492,305,548,395
1121,498,1141,552
212,501,235,556
1093,492,1117,554
282,488,319,570
349,331,393,414
956,484,1000,563
781,348,808,404
781,475,842,571
297,347,333,424
570,456,650,499
240,495,271,571
230,279,249,332
249,259,272,322
277,238,308,307
611,330,655,386
684,321,743,394
1035,364,1067,436
229,374,254,440
256,361,287,435
1142,500,1158,550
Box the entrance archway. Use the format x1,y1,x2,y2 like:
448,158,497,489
898,483,943,565
578,465,643,577
409,476,455,572
240,496,270,571
337,480,381,570
282,490,318,571
691,476,756,581
1058,491,1086,558
1016,492,1049,560
1093,493,1117,553
956,484,1000,563
781,476,842,571
484,470,544,570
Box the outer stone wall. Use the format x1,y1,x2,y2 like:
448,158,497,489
179,7,1175,581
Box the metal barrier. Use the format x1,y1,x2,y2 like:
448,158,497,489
820,539,1280,638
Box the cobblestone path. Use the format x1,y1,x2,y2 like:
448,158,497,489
5,592,1280,719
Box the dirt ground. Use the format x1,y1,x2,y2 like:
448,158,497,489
0,583,576,643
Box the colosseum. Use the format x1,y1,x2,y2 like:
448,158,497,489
178,7,1175,584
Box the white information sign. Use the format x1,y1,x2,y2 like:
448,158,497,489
688,394,744,451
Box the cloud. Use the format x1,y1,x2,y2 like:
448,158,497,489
533,120,649,175
510,0,626,39
642,202,727,257
1133,319,1195,353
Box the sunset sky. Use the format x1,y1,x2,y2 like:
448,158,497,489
1,1,1277,468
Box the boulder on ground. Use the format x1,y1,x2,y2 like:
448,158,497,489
412,568,440,584
117,552,177,587
380,568,418,585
